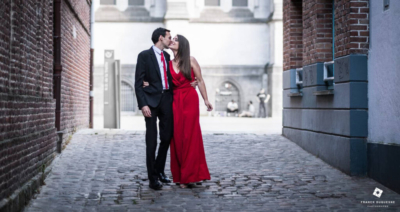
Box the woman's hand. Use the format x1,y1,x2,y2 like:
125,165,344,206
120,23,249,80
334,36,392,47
190,78,198,88
143,81,149,88
205,100,213,111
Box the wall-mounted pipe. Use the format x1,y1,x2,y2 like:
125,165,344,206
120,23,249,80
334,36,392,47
332,0,335,61
89,0,94,128
53,0,62,131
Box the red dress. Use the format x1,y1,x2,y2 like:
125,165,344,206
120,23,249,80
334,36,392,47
169,61,211,184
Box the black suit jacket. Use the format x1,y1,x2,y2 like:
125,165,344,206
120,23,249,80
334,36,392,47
135,47,173,109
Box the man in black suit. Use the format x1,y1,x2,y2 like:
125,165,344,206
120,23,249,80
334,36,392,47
135,28,174,190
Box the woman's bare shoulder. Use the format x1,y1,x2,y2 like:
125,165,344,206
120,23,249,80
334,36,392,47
190,56,199,66
191,56,199,61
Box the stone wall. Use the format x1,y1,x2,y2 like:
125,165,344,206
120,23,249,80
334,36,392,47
93,64,266,119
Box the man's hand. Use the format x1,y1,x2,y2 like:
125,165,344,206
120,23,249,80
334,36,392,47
141,106,151,117
143,81,149,88
190,78,198,88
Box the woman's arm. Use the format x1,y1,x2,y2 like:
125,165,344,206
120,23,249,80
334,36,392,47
191,56,213,111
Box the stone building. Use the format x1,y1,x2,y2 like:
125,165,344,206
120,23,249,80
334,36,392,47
93,0,283,118
0,0,92,211
283,0,400,193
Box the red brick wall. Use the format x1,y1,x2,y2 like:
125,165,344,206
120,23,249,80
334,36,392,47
283,0,303,70
0,0,91,202
60,0,91,137
334,0,369,58
0,0,57,200
283,0,369,70
303,0,333,66
66,0,92,31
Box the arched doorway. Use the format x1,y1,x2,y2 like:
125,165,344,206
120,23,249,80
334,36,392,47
121,80,136,113
215,81,241,112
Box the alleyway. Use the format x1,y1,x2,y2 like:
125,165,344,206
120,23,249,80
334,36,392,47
24,130,399,211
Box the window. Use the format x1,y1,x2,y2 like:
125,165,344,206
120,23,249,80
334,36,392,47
121,81,136,112
232,0,248,7
296,68,303,87
100,0,116,5
129,0,145,6
323,61,334,90
384,0,390,11
287,68,303,97
215,82,240,112
205,0,220,6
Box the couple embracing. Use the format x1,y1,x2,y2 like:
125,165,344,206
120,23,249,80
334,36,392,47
134,28,212,190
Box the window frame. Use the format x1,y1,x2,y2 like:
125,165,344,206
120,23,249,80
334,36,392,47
100,0,116,6
204,0,221,7
232,0,248,7
128,0,145,7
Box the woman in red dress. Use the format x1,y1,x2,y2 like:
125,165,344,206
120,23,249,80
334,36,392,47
167,35,213,188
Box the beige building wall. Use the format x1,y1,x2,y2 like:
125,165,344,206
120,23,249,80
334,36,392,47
93,0,283,118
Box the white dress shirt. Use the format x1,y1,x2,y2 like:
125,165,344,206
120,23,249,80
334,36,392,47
152,45,169,90
249,104,255,116
227,102,239,110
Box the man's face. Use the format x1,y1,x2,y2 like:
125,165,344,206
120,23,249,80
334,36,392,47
161,31,172,49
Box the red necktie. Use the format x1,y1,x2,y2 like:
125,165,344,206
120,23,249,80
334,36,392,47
160,52,169,90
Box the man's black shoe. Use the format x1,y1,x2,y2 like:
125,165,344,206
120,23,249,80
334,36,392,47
149,181,163,190
159,173,171,183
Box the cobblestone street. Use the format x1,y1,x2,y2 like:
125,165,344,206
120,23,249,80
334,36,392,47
24,130,400,211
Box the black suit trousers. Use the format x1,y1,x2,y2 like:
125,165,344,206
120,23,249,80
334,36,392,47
145,91,173,183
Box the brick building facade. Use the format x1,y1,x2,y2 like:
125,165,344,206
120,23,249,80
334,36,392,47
283,0,400,194
283,0,369,70
0,0,92,211
59,0,91,136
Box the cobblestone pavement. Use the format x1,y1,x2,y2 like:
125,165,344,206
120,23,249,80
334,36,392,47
24,130,400,212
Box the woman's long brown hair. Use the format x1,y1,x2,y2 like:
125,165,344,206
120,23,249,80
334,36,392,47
175,34,192,81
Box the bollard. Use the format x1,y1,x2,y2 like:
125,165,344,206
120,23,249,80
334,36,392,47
56,131,64,153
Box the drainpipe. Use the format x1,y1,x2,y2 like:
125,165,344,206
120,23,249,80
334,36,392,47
53,0,64,149
54,0,62,131
89,0,94,128
332,0,335,75
332,0,335,61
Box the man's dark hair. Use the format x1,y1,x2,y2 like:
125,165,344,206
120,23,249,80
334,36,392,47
151,28,170,44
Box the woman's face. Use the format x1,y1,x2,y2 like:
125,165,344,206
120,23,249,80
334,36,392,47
169,36,179,51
